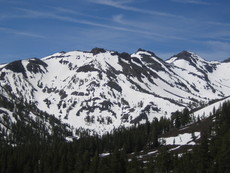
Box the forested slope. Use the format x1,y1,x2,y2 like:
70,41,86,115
1,101,229,173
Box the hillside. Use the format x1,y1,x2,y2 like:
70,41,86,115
0,99,229,172
0,48,230,141
0,48,230,172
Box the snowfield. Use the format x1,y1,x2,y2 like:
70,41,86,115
159,132,200,145
1,48,230,135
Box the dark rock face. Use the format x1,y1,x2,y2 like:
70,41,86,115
130,112,148,124
107,81,122,93
204,64,214,73
119,52,131,61
0,72,6,80
5,60,27,78
172,51,194,64
223,57,230,63
137,48,158,57
139,53,164,72
173,50,192,58
90,48,106,55
26,58,48,74
76,64,100,72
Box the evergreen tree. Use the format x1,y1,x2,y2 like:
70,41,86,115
156,148,173,173
89,151,99,173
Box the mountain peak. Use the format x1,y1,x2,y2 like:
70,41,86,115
173,50,196,61
223,57,230,63
4,60,27,77
136,48,158,57
167,50,206,64
175,50,192,57
90,47,107,55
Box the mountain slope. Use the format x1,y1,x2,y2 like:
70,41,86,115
0,48,230,139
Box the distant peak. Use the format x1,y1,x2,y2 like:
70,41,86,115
90,48,107,55
223,57,230,63
171,50,205,62
136,48,157,57
59,51,66,54
173,50,193,59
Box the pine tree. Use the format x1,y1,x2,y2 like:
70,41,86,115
127,156,143,173
89,151,99,173
156,148,173,173
195,131,211,173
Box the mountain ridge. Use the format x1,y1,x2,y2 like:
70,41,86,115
0,48,230,140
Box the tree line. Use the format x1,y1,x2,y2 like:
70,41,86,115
0,101,230,172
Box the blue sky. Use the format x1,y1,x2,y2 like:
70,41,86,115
0,0,230,63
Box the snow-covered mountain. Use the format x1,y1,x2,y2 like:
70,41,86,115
0,48,230,138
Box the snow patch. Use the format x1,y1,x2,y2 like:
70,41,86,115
159,132,200,145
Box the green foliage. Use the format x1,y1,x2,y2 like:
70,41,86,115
1,101,230,172
156,148,173,173
171,108,191,129
0,95,72,145
170,101,230,173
